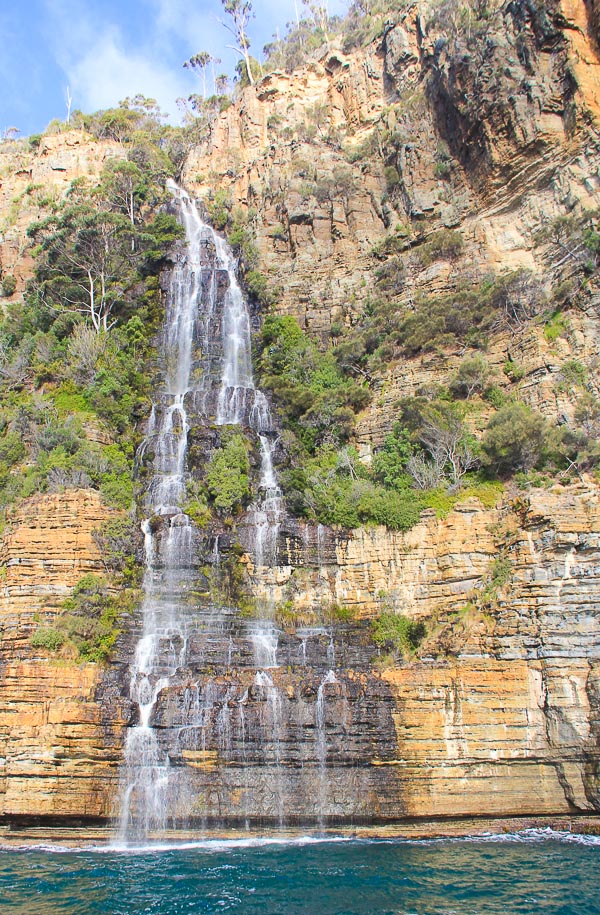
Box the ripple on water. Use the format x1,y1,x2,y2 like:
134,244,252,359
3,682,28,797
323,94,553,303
0,832,599,915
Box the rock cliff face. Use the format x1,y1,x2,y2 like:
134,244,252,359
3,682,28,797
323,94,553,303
0,131,125,301
1,0,600,829
0,491,125,820
184,0,600,446
2,481,599,823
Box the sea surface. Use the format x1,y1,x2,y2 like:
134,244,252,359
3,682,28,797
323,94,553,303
1,829,599,915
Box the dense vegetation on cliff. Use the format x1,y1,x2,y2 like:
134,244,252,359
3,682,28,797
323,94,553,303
0,102,188,519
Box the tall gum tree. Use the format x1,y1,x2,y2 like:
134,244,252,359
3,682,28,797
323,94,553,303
219,0,256,86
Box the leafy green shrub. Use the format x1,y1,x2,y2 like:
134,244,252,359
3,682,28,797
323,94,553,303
392,277,496,355
57,573,137,663
416,229,464,266
449,354,490,398
228,221,258,265
327,603,356,623
482,402,551,474
418,485,458,518
99,474,134,510
383,165,401,190
372,612,426,654
143,212,185,267
1,275,16,297
31,626,65,651
434,160,451,179
182,496,212,527
31,574,130,661
503,360,525,382
93,515,140,582
557,359,587,392
259,315,369,451
35,414,82,455
372,225,411,258
484,385,508,409
480,556,513,606
574,392,600,438
245,270,274,307
51,383,92,416
372,425,413,489
356,483,421,530
281,446,421,531
205,428,251,515
544,311,568,342
0,431,26,467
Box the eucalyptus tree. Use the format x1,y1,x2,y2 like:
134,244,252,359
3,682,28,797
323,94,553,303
100,159,145,228
27,198,139,334
219,0,256,85
184,51,212,98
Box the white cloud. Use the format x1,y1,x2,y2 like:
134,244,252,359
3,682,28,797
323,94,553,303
43,0,193,118
66,27,190,118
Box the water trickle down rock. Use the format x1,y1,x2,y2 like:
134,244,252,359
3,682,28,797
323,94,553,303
115,182,399,839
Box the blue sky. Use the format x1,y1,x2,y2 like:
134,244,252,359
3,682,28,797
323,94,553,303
1,0,345,137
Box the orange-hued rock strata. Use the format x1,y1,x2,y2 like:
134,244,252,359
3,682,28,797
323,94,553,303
0,491,124,820
1,480,599,822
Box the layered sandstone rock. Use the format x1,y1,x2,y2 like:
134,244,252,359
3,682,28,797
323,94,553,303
1,478,599,823
0,491,124,820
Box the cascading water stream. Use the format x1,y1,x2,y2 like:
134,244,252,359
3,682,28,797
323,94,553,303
316,670,337,822
116,182,287,840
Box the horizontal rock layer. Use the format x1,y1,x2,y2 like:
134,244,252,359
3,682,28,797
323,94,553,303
0,480,599,823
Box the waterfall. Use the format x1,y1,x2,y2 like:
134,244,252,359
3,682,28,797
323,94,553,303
315,670,337,821
116,182,286,840
253,671,284,824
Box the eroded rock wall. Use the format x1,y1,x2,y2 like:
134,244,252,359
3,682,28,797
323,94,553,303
1,484,599,822
0,491,124,820
0,131,125,301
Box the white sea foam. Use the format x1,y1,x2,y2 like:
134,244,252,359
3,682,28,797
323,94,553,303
4,827,600,855
400,827,600,847
0,835,357,854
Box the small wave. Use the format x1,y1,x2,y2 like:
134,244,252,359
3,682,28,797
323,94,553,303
399,827,600,847
2,827,600,854
471,827,600,847
0,835,357,855
107,835,357,854
0,843,94,854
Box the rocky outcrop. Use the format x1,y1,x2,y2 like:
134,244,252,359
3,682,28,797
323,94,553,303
183,1,600,313
0,491,125,820
0,490,112,643
0,131,125,300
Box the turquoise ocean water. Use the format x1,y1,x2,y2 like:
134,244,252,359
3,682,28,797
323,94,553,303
1,830,599,915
